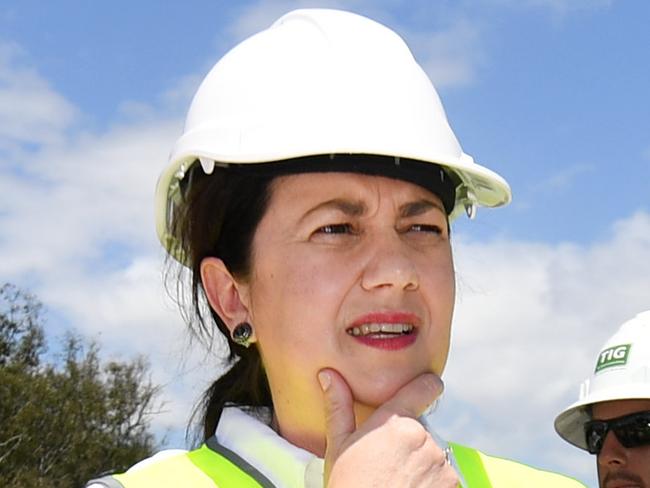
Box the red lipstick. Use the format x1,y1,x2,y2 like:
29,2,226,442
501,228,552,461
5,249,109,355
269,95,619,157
347,311,420,350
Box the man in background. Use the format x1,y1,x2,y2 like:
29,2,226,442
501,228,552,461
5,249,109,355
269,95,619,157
555,310,650,487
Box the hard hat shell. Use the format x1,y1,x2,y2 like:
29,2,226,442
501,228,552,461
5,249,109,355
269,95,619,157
554,310,650,451
155,8,512,261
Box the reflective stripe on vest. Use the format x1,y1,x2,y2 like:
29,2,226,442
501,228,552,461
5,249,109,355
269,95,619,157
450,442,587,488
186,437,275,487
89,438,586,487
450,442,493,487
89,438,274,488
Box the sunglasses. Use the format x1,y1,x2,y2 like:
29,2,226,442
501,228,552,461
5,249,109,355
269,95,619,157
584,410,650,455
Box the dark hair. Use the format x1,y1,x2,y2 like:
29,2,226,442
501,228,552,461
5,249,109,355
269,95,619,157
170,162,274,442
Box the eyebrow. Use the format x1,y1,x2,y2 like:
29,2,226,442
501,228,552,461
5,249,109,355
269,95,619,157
299,199,366,223
399,199,445,218
300,197,445,222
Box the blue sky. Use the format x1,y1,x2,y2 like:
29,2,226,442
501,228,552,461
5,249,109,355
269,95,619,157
1,1,649,486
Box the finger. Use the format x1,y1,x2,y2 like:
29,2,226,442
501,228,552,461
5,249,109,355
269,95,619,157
377,372,444,421
318,368,355,456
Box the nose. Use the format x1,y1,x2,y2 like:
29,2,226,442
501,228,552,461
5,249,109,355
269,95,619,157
360,233,419,292
597,431,628,468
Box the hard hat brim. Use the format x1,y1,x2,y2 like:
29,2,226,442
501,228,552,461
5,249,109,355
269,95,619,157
155,148,512,264
554,384,650,450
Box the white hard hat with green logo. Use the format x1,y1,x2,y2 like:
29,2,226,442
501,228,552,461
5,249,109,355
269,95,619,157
154,8,512,263
554,310,650,450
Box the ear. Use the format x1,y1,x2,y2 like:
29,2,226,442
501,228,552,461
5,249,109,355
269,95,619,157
200,257,253,338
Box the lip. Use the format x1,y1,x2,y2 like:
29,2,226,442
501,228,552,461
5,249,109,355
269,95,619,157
604,475,645,488
347,311,421,351
350,311,422,328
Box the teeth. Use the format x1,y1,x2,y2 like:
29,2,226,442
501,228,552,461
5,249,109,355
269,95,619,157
347,323,414,337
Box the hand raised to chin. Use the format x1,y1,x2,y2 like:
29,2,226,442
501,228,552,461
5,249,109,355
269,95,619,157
319,368,458,488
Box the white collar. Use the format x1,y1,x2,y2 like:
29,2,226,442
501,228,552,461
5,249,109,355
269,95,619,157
216,407,324,488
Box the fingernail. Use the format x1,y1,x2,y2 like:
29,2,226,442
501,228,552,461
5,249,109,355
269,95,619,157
422,399,440,417
317,371,331,392
424,373,444,395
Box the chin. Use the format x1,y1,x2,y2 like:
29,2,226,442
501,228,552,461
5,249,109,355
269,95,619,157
352,388,397,408
348,369,424,407
348,358,447,407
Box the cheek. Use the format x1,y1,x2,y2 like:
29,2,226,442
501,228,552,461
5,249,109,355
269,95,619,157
420,250,455,306
635,446,650,476
249,249,351,342
250,254,352,399
420,252,455,362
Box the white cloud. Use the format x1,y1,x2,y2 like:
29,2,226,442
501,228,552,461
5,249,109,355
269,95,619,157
226,0,354,42
38,253,224,441
0,41,78,151
0,33,231,450
411,18,484,88
0,117,182,277
437,210,650,484
0,78,199,436
643,145,650,162
537,163,595,191
225,1,484,89
159,73,206,116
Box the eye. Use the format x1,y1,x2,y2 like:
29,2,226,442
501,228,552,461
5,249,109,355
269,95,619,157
315,223,354,235
407,224,443,234
309,223,359,243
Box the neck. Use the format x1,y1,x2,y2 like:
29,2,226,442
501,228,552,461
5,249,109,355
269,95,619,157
273,401,377,457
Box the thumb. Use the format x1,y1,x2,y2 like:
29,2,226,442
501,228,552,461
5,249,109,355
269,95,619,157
375,372,444,421
318,368,355,458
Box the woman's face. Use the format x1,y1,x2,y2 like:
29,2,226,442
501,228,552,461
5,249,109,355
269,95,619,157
239,172,455,450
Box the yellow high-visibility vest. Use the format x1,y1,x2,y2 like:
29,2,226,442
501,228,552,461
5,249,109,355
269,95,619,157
87,437,587,487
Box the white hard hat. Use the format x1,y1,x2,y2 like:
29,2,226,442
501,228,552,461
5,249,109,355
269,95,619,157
155,8,512,260
554,310,650,451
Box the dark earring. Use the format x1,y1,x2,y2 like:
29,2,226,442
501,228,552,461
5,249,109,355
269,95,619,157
232,322,253,348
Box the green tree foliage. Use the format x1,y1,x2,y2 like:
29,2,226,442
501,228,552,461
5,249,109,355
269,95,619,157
0,283,161,487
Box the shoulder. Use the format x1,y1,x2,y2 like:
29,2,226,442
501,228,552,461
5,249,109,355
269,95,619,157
86,449,218,488
451,442,587,488
120,449,190,473
86,442,272,488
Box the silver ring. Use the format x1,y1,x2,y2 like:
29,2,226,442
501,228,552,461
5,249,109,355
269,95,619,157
443,447,451,465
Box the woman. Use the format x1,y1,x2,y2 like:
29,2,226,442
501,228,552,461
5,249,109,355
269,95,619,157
89,8,586,488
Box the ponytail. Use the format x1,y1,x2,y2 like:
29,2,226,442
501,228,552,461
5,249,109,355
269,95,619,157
200,341,272,440
167,163,275,442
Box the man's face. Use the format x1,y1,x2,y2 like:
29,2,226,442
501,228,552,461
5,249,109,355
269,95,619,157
592,399,650,488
